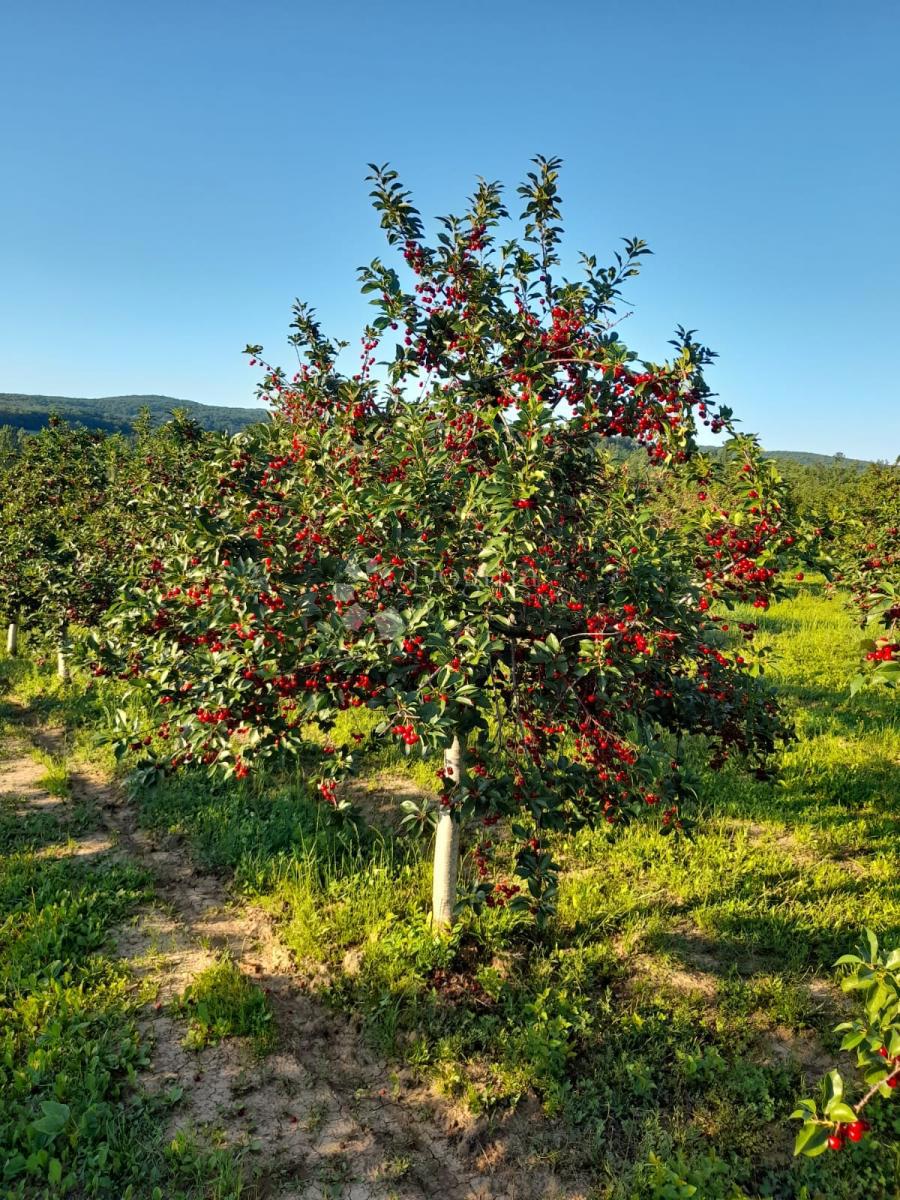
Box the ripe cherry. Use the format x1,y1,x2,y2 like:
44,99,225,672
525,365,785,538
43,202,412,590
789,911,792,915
827,1133,843,1151
846,1121,865,1142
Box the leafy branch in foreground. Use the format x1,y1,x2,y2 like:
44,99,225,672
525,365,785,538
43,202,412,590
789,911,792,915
792,930,900,1156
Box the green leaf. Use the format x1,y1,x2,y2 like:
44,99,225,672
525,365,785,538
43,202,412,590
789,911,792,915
825,1101,857,1124
839,1029,866,1051
824,1069,843,1105
790,1099,817,1119
31,1101,70,1137
794,1123,830,1157
842,971,875,991
864,928,879,962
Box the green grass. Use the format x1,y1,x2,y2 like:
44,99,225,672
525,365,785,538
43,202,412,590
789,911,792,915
0,675,261,1198
31,748,71,798
4,586,899,1197
172,955,275,1054
0,830,153,1196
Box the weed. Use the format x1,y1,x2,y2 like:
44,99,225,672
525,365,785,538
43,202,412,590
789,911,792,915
31,747,71,797
173,954,276,1054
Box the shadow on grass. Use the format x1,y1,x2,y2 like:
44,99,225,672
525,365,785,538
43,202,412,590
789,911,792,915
648,891,898,978
701,754,900,841
0,803,90,855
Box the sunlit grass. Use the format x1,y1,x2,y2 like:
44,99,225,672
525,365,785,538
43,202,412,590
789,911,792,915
31,746,71,797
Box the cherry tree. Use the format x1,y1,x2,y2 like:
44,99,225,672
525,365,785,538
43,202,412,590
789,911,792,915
96,158,798,925
0,411,211,675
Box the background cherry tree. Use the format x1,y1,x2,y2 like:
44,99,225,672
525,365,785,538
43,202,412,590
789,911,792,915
0,410,212,675
838,462,900,690
0,417,131,675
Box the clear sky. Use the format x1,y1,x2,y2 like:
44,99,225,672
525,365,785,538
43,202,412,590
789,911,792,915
2,0,898,459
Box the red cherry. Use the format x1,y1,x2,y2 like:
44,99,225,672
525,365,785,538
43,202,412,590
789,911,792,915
795,572,804,581
827,1134,843,1151
847,1122,865,1142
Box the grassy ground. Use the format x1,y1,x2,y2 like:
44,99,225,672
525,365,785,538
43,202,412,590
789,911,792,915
0,706,262,1196
2,583,898,1198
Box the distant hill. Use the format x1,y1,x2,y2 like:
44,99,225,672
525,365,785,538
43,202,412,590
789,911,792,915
610,435,872,471
0,395,878,468
0,393,268,435
699,447,873,470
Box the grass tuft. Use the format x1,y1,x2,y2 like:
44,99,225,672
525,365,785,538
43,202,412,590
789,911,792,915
173,955,276,1054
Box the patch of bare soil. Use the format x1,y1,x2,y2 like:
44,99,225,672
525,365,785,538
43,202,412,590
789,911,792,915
725,816,871,878
0,748,66,815
626,952,719,1002
760,1026,837,1083
8,713,582,1200
37,833,114,860
340,771,434,833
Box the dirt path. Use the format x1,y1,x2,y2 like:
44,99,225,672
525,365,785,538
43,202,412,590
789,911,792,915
4,713,569,1200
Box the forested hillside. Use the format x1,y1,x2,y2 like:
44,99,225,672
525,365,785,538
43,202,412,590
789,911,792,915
0,395,878,468
0,392,267,434
611,436,874,471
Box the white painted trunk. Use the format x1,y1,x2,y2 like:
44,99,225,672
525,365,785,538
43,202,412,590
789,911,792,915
57,628,70,681
431,733,464,929
6,621,18,657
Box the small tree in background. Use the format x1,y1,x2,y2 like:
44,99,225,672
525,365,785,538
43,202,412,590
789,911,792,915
0,426,21,655
123,408,214,557
838,463,900,691
96,158,799,925
0,410,211,674
0,417,131,676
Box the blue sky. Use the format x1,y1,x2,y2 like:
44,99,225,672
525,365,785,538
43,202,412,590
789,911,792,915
2,0,898,459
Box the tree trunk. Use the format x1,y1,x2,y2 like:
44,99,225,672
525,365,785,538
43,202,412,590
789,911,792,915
6,621,18,657
432,732,464,929
57,627,70,682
